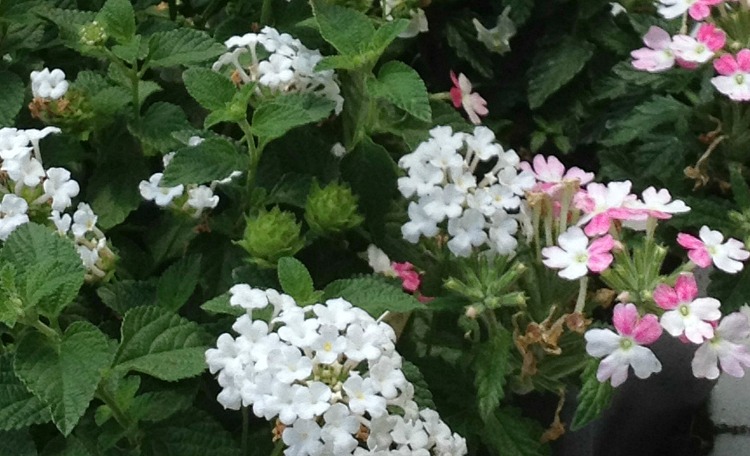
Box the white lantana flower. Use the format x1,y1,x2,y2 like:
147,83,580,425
43,167,80,211
138,173,184,207
30,68,69,100
0,194,29,240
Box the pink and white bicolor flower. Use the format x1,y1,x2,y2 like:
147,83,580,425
518,154,594,196
542,226,615,280
692,312,750,379
575,180,644,236
657,0,723,20
712,49,750,101
585,303,663,387
677,225,750,273
653,274,721,344
450,71,488,125
626,186,690,219
671,23,726,65
631,26,675,72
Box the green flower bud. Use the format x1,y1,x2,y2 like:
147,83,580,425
238,207,304,265
304,181,364,235
79,21,107,46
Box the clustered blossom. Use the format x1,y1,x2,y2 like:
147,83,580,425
30,68,69,100
205,285,467,456
139,136,239,218
212,27,344,114
398,125,535,257
630,2,750,101
0,127,112,279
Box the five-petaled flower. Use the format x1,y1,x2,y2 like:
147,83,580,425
677,225,750,273
653,274,721,344
542,226,615,280
450,71,488,125
692,312,750,379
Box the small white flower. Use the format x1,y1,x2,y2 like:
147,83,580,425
71,202,98,239
43,167,80,211
186,185,219,214
0,194,29,240
49,210,71,235
447,208,487,257
30,68,69,100
138,173,184,207
343,375,387,418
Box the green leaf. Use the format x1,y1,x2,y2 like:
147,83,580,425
97,280,157,315
323,276,423,317
95,0,135,43
370,20,409,53
0,223,85,318
114,306,210,381
130,388,194,423
161,137,248,186
367,61,431,122
0,264,23,328
183,68,236,111
130,102,193,154
39,435,93,456
88,86,131,117
483,407,549,456
14,322,115,436
0,354,51,431
503,0,534,26
141,409,240,456
474,327,512,420
200,293,244,317
310,0,374,55
401,361,435,410
445,20,493,79
277,257,317,303
528,38,594,109
148,28,225,68
0,71,23,127
708,266,750,314
601,95,691,147
571,359,613,431
0,430,37,456
730,162,750,210
156,255,202,312
252,93,335,142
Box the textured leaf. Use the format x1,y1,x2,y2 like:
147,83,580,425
730,162,750,210
402,361,435,410
141,409,240,456
323,276,423,317
156,255,202,312
148,28,225,68
311,0,374,55
528,38,594,109
368,61,431,122
14,322,115,436
95,0,135,42
601,95,690,147
97,280,156,315
183,68,236,111
370,20,409,53
0,223,85,318
200,294,243,317
161,137,248,186
130,102,193,154
130,387,194,423
0,429,37,456
483,407,549,456
0,354,51,431
277,257,316,303
571,359,613,431
114,306,210,381
445,20,493,78
39,435,93,456
475,327,512,420
0,71,23,127
251,93,335,142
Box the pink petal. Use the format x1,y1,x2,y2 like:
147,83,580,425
589,234,615,254
688,248,713,268
450,86,462,108
677,233,704,250
643,26,671,50
653,284,679,310
714,54,739,76
583,213,611,237
469,93,488,116
688,3,711,20
738,49,750,73
674,274,698,303
633,313,663,345
613,303,639,337
587,251,613,273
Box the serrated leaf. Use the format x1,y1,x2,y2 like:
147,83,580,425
730,162,750,210
0,354,51,431
87,146,149,229
445,21,493,79
39,435,93,456
277,257,315,303
571,359,613,431
141,409,240,456
368,61,431,122
161,137,247,186
323,276,422,317
183,68,236,111
483,407,549,456
97,280,156,315
315,54,366,71
114,306,210,381
475,327,512,420
111,36,143,63
370,19,409,53
95,0,135,43
89,86,130,117
251,93,335,142
600,95,691,146
401,361,435,409
0,429,37,456
528,38,594,109
130,102,192,154
138,81,162,106
156,255,202,312
311,0,374,55
0,223,85,318
14,322,115,436
200,293,243,317
148,28,225,68
0,71,23,127
130,388,194,423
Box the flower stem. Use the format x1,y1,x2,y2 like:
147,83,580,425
574,276,588,313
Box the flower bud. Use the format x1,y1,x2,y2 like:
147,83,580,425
304,181,363,235
238,207,304,265
79,21,107,46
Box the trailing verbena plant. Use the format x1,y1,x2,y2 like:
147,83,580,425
2,0,750,455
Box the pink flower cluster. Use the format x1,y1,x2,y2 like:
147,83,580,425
632,2,750,101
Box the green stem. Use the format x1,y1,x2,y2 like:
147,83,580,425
31,319,59,340
96,384,139,446
574,276,588,313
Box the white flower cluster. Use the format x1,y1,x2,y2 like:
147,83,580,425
213,27,344,114
30,68,69,100
382,0,429,38
138,137,239,218
398,126,535,257
206,285,467,456
0,127,111,278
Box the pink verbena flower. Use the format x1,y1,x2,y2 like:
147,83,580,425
542,226,615,280
712,49,750,101
653,274,721,344
518,154,594,196
585,303,663,387
450,71,488,125
656,0,723,20
631,26,675,72
626,186,690,219
677,225,750,273
392,262,421,293
692,312,750,379
575,181,644,236
672,24,726,65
